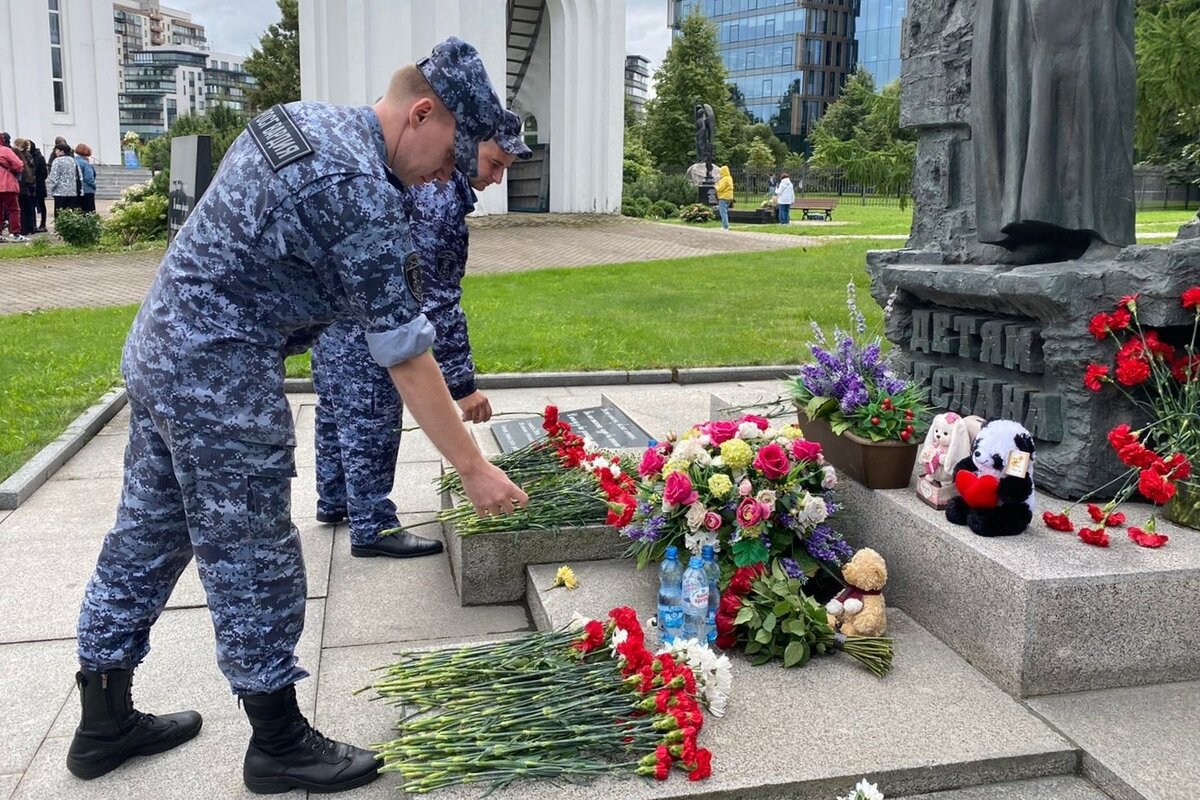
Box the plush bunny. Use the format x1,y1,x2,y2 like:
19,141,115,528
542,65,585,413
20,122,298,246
944,419,1036,537
919,413,984,484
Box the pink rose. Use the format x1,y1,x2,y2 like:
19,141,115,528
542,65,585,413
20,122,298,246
753,442,790,480
738,478,753,496
740,414,771,431
663,471,699,507
706,420,739,445
791,439,823,462
736,497,763,528
704,511,723,530
638,447,665,478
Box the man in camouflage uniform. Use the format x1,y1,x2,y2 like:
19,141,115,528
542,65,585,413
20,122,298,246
312,110,531,558
68,38,526,795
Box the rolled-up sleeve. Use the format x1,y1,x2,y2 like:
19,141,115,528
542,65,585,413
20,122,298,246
298,175,436,366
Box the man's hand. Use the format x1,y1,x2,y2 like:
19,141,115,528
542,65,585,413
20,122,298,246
459,460,529,517
456,390,492,424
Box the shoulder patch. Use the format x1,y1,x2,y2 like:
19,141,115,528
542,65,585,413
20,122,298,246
404,251,424,303
247,105,314,171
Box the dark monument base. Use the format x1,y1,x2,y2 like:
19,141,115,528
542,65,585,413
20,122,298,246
867,239,1200,500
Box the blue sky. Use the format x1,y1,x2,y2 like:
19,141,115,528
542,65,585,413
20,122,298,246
184,0,672,77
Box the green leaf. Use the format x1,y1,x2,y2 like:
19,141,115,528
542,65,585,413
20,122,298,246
732,538,769,567
762,613,777,633
771,560,786,583
751,652,774,666
794,551,821,576
773,600,791,617
745,640,762,655
734,607,754,626
783,640,811,668
754,627,773,644
783,618,808,636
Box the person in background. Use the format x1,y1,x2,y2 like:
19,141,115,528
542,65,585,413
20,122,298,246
73,143,97,214
13,139,38,236
0,132,27,241
47,143,80,216
30,142,48,232
775,171,795,225
49,136,69,164
715,164,734,231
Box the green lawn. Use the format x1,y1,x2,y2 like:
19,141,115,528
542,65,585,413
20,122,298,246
0,238,166,262
1134,207,1198,232
3,240,890,482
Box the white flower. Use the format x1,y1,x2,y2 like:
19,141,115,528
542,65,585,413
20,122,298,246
608,464,621,478
674,437,705,463
697,433,713,447
763,426,779,439
655,638,733,718
756,489,777,508
822,465,838,489
711,455,725,467
853,779,885,800
609,626,628,658
692,448,713,467
684,530,717,555
803,493,828,524
568,612,593,631
685,502,708,531
582,436,600,454
737,421,763,440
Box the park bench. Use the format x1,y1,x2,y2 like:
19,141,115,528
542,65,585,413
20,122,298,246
795,198,838,221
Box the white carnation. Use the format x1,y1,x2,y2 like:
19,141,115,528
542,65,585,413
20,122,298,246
655,638,734,718
737,421,763,440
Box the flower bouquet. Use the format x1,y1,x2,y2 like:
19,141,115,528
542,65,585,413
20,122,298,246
1042,287,1200,542
365,607,728,793
787,284,927,488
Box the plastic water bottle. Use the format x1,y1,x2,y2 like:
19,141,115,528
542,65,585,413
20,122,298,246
681,555,710,643
701,545,721,646
657,546,684,646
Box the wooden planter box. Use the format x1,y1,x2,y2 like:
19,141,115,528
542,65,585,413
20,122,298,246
442,491,629,606
797,412,919,490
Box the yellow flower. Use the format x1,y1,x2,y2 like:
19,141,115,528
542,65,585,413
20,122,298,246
663,459,690,476
782,425,805,440
708,474,734,498
720,439,753,470
551,566,579,591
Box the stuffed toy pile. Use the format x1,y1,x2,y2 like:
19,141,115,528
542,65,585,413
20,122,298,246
944,419,1036,537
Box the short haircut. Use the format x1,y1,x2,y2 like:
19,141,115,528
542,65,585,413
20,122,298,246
385,64,439,104
75,143,92,157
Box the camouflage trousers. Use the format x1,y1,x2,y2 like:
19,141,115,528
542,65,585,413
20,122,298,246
76,397,309,695
311,320,403,546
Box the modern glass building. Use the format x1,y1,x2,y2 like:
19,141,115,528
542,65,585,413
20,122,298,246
855,0,906,86
668,0,859,152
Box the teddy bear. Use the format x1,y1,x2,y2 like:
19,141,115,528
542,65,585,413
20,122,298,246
944,419,1036,537
917,412,984,507
825,547,888,637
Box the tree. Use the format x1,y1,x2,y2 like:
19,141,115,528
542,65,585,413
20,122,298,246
140,106,250,182
809,78,916,202
1135,0,1200,162
746,139,775,169
642,10,741,168
244,0,300,113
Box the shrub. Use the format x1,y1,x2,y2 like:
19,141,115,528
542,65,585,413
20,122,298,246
649,200,678,219
679,203,716,223
106,193,168,245
623,173,696,208
621,201,642,218
54,209,103,247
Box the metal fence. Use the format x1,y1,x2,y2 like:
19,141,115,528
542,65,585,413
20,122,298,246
1133,167,1199,210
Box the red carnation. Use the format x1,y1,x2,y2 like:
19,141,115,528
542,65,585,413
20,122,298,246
542,405,559,433
1042,511,1075,532
1182,286,1200,310
1128,526,1170,548
1138,468,1177,505
1117,293,1140,310
1170,354,1200,383
687,748,713,781
1118,443,1160,470
1107,424,1138,451
1104,511,1126,527
1142,330,1176,360
1078,527,1110,547
1083,364,1109,392
1162,453,1192,481
573,620,606,653
1115,356,1151,386
1087,504,1105,522
1107,307,1132,331
1088,312,1111,340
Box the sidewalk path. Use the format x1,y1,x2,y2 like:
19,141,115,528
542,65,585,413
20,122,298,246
0,217,822,315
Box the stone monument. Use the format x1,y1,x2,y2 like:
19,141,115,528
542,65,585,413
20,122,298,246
867,0,1200,499
694,101,717,206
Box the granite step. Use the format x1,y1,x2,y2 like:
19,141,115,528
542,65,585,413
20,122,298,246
897,776,1113,799
517,559,1080,800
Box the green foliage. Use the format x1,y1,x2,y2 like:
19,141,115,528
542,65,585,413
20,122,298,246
623,173,695,207
621,196,655,218
1135,0,1200,162
809,75,915,202
53,210,103,247
650,200,679,219
623,133,659,184
642,11,743,168
244,0,301,112
140,105,250,181
106,193,169,246
679,203,715,223
746,139,775,169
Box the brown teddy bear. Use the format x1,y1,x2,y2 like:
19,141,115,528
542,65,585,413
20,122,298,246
825,548,888,637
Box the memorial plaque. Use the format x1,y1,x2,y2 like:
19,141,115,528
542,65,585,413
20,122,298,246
491,399,650,453
168,135,213,243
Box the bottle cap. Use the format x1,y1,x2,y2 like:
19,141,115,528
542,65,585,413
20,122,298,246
701,544,715,558
689,555,703,568
665,545,678,560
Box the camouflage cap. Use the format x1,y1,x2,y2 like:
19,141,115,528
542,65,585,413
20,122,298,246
418,37,503,178
491,110,532,160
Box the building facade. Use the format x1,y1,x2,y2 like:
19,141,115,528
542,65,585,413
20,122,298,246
119,47,253,139
625,54,651,118
205,52,255,114
113,1,207,86
855,0,905,86
669,0,858,151
0,0,121,163
299,0,625,215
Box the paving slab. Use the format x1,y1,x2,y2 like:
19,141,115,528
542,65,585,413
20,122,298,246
166,517,335,609
0,641,77,775
290,459,443,519
1030,682,1200,800
47,433,127,481
0,774,19,800
900,776,1112,799
292,403,316,469
321,513,529,648
93,405,131,435
836,479,1200,696
520,559,1077,800
19,601,324,800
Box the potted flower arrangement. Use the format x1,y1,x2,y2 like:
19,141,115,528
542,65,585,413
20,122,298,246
788,283,928,489
1043,287,1200,541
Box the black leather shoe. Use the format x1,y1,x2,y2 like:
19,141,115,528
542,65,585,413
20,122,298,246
66,669,202,780
350,531,444,559
315,509,346,524
241,684,379,794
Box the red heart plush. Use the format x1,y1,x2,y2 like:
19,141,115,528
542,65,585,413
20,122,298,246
955,471,1000,509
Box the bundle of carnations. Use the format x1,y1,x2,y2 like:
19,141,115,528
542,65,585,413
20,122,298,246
365,607,729,793
622,415,893,674
1043,287,1200,543
435,406,637,535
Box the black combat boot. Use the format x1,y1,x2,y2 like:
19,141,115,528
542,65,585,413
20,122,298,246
66,668,203,779
240,683,379,794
